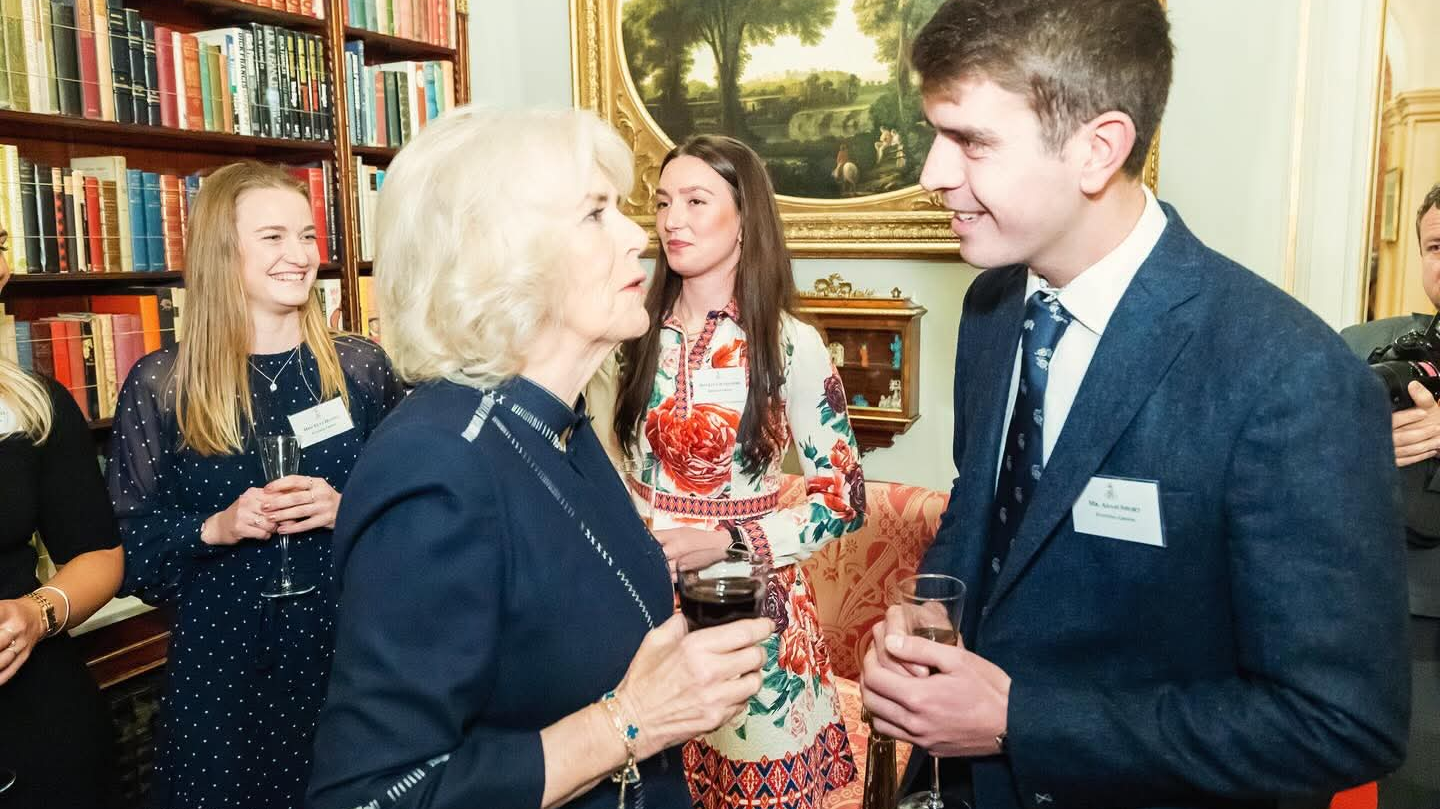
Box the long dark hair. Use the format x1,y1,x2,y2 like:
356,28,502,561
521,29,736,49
613,135,795,473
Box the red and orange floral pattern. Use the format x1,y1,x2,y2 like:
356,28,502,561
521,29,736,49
644,398,741,496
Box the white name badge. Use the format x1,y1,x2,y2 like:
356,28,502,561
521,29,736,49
0,400,15,435
691,367,748,406
1071,475,1166,547
287,397,354,448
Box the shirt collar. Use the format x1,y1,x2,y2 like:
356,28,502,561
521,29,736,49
501,375,587,448
662,299,741,333
1026,186,1168,337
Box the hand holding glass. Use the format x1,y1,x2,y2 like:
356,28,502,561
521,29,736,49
259,435,314,599
891,573,967,809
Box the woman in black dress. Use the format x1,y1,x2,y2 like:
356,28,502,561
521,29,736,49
0,234,123,808
307,108,772,809
108,163,402,809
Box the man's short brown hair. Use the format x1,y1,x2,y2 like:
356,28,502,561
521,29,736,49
911,0,1173,177
1418,183,1440,244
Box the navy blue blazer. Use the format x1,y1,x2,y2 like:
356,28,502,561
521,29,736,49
307,377,690,809
921,205,1409,809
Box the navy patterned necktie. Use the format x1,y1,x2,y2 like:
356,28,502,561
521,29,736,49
981,291,1072,602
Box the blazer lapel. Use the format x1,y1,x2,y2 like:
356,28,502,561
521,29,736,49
984,212,1206,609
956,269,1027,576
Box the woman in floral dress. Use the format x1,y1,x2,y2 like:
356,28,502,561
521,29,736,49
610,135,866,809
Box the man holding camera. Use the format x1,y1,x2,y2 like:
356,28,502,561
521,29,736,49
1341,181,1440,808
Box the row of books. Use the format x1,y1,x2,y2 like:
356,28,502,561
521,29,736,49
0,278,346,420
343,44,453,149
0,1,334,142
345,0,453,48
0,150,341,274
0,290,183,420
231,0,325,18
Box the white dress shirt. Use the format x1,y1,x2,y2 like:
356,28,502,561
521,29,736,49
994,188,1169,488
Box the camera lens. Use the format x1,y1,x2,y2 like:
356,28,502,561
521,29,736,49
1372,360,1440,409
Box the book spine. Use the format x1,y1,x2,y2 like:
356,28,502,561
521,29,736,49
196,40,212,130
97,178,119,272
73,0,100,118
141,20,158,125
142,171,161,271
125,167,144,271
37,0,57,113
49,1,81,115
246,25,266,137
105,7,129,123
261,24,278,138
154,24,174,127
295,30,310,140
49,166,66,272
235,30,251,136
91,0,110,118
58,167,76,272
36,162,57,273
0,148,12,270
180,33,201,130
168,30,184,129
284,30,299,140
3,0,29,111
83,175,100,270
66,169,84,271
123,8,144,124
160,174,182,271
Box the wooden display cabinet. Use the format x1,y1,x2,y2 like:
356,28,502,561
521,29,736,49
796,274,925,452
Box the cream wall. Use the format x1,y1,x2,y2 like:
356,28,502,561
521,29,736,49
468,0,1384,489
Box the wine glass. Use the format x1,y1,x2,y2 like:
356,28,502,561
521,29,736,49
258,434,315,599
891,573,967,809
676,549,769,632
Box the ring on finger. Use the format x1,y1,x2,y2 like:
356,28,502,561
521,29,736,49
251,516,262,527
6,639,19,652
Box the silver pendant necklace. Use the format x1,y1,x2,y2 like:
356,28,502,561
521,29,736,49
250,347,300,393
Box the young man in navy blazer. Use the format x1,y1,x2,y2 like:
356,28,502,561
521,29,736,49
860,1,1410,807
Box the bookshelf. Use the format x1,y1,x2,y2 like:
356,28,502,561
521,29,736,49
0,0,472,431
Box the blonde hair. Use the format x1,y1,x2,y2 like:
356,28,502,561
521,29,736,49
175,161,348,455
374,106,635,388
0,357,52,442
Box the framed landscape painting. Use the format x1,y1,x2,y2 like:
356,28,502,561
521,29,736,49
571,0,1162,257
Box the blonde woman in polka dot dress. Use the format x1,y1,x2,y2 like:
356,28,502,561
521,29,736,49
107,162,403,809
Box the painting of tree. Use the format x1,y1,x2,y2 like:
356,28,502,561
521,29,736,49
620,0,937,199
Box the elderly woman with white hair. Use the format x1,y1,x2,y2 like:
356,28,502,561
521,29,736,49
306,107,772,809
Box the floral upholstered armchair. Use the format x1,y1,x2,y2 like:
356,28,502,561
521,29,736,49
782,474,950,809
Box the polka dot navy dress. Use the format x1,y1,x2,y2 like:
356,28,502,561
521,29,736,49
107,335,404,809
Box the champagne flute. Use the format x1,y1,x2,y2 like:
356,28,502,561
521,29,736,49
891,573,967,809
258,434,315,599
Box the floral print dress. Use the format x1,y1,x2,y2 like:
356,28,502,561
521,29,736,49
625,302,865,809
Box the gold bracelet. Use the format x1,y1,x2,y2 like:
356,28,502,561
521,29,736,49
599,690,641,786
23,591,58,638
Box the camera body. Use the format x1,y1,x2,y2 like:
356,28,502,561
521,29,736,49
1368,313,1440,409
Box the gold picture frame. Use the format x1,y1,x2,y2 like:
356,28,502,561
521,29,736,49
1380,167,1402,243
570,0,1163,258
